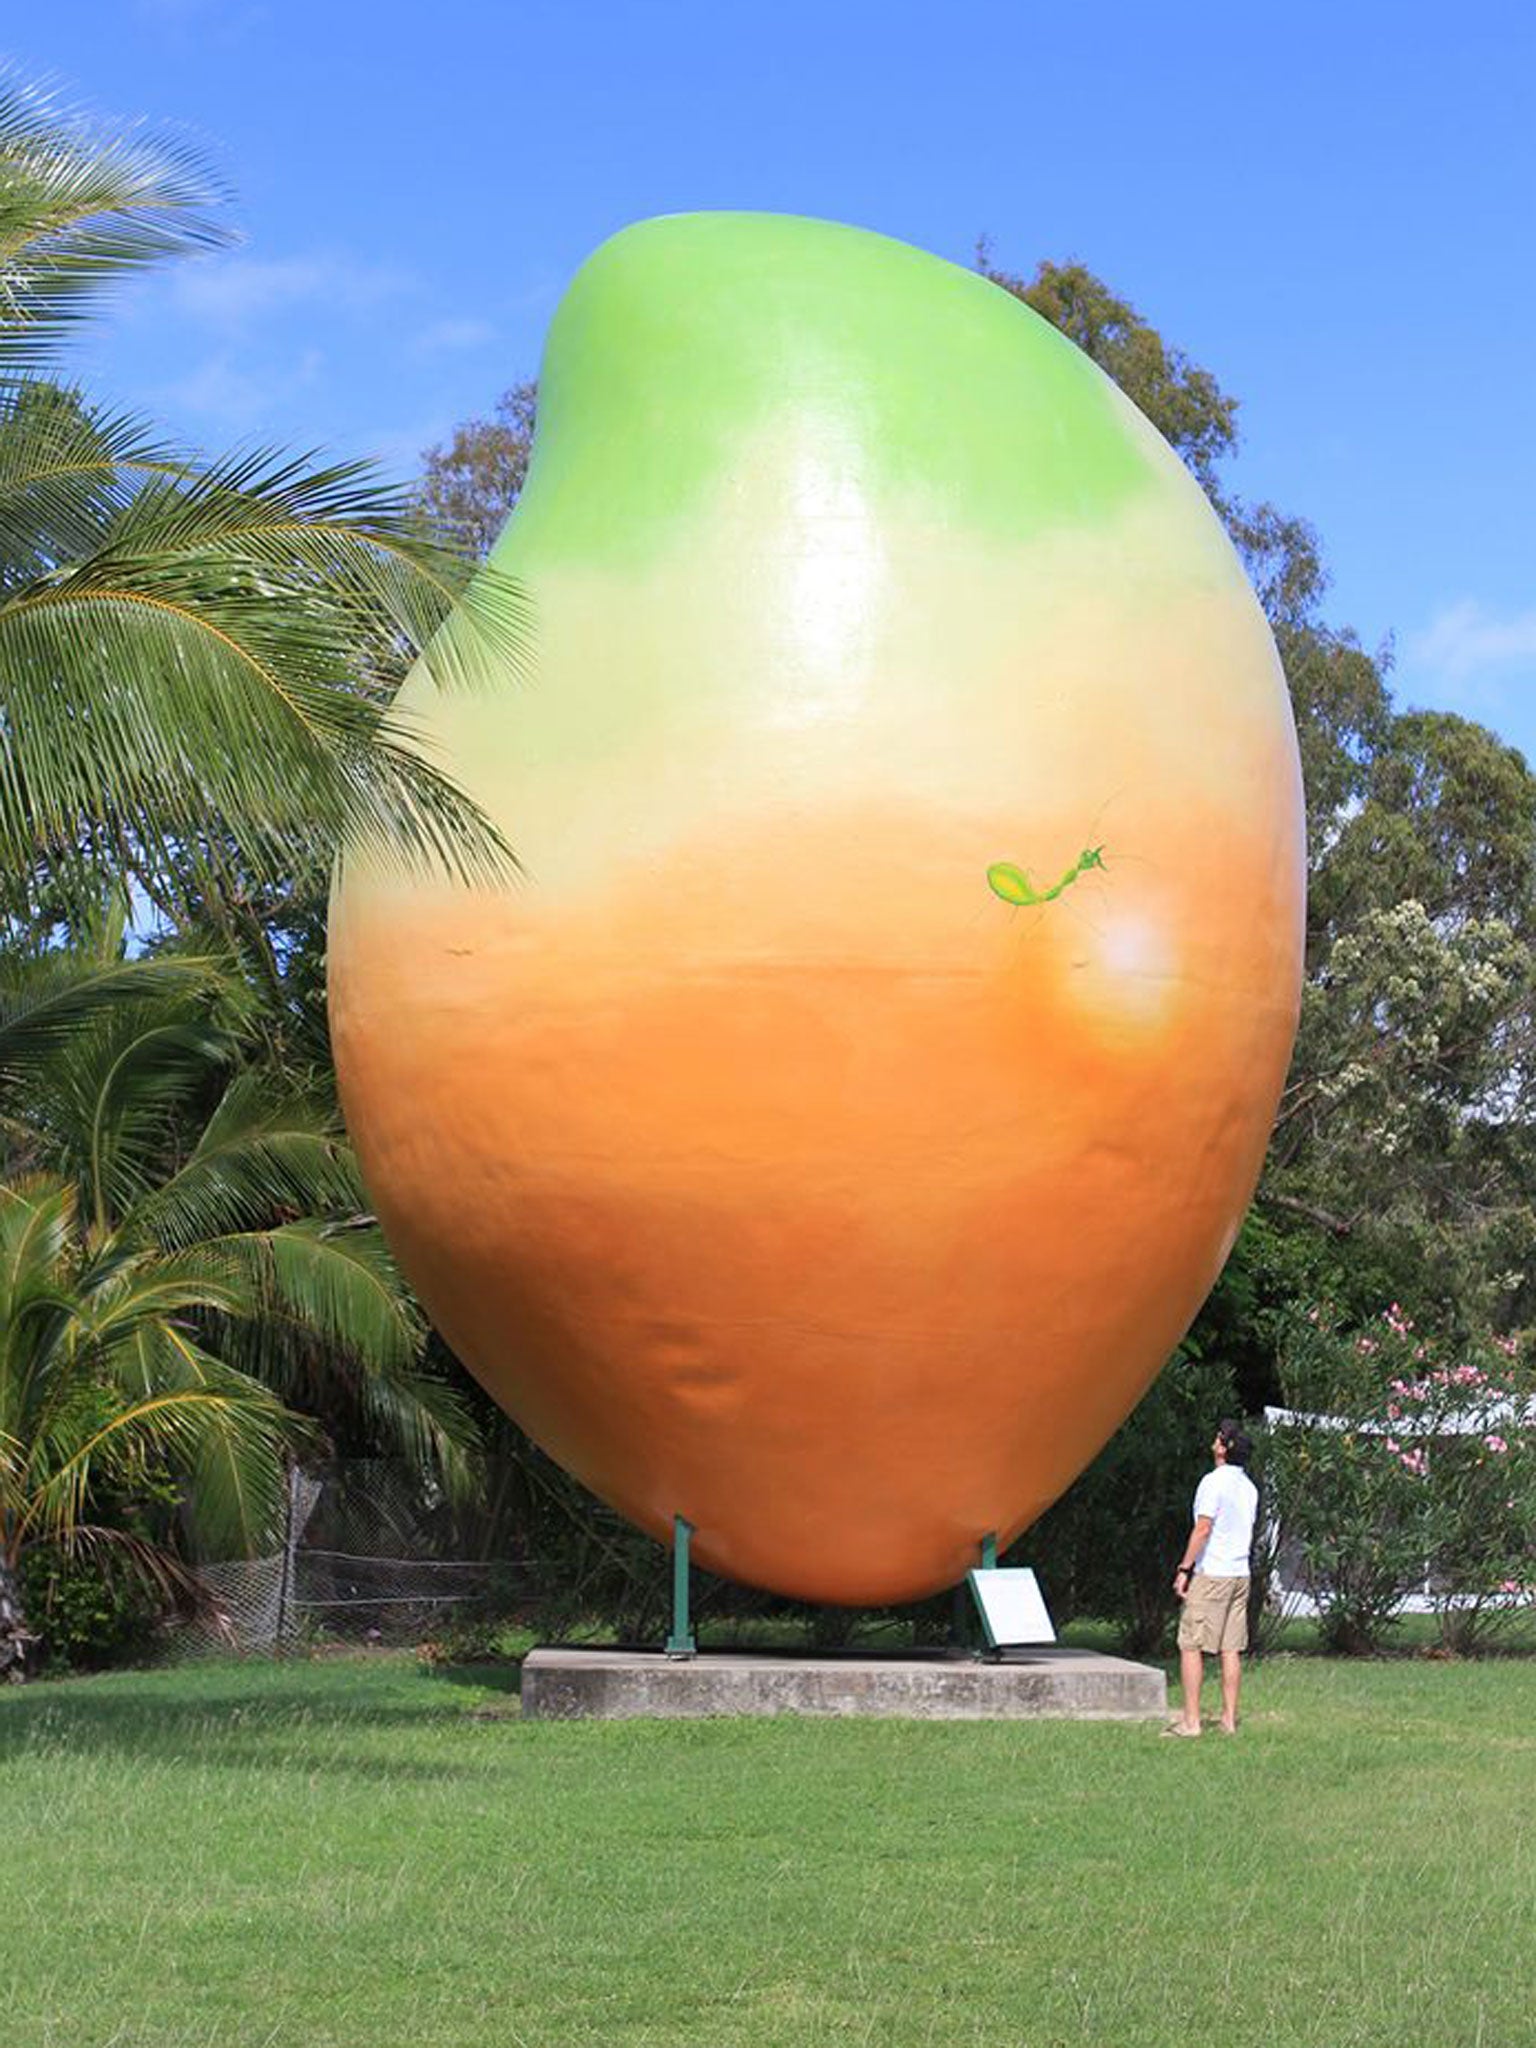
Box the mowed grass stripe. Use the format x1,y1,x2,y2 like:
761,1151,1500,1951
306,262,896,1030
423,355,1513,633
4,1655,1534,2046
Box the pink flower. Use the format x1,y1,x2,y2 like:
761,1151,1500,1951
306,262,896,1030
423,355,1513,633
1385,1437,1401,1454
1387,1403,1401,1421
1484,1435,1508,1455
1357,1336,1379,1355
1399,1448,1428,1477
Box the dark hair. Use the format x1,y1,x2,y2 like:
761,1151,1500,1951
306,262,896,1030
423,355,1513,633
1216,1418,1253,1468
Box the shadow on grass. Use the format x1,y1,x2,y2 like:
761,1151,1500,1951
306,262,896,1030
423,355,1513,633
423,1658,523,1698
0,1661,519,1779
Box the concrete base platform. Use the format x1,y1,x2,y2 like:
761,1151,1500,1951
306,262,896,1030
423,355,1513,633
520,1644,1166,1722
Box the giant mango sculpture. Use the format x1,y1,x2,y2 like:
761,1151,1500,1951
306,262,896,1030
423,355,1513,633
328,214,1305,1604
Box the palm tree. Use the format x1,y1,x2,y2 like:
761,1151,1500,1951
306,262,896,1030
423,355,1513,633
0,945,476,1666
0,73,509,1667
0,1170,294,1669
0,73,523,923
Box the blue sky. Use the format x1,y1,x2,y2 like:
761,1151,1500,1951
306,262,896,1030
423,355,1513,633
13,1,1536,757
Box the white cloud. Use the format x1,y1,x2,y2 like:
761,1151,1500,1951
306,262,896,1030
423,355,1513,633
1408,600,1536,686
155,348,324,435
171,252,413,332
411,317,497,357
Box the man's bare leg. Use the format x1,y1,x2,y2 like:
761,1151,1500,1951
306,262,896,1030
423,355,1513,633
1177,1646,1205,1732
1219,1648,1241,1732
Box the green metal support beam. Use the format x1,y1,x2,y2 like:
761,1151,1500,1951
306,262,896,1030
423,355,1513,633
665,1514,696,1658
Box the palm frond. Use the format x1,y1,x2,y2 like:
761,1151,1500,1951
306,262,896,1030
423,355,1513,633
130,1077,361,1251
18,1371,292,1557
75,1256,245,1354
0,952,239,1223
352,1358,481,1507
190,1220,424,1375
53,1010,230,1231
47,440,533,688
125,1317,301,1558
0,71,233,370
191,1219,479,1495
0,1172,73,1315
0,1177,78,1442
0,949,221,1098
0,432,524,888
0,380,189,581
0,78,524,912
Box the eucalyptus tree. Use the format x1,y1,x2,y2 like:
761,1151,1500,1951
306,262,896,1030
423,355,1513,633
419,379,538,561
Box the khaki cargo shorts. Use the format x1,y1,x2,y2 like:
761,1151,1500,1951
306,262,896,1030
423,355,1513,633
1177,1573,1250,1653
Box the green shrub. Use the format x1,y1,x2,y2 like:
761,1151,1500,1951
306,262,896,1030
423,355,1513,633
18,1545,168,1672
1271,1305,1536,1654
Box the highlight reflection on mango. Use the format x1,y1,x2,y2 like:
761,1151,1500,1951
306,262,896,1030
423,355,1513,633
328,214,1305,1604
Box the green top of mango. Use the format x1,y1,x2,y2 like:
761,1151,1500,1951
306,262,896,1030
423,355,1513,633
494,211,1185,572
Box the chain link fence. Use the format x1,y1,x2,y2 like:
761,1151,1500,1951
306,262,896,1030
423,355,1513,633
175,1453,885,1656
180,1463,503,1653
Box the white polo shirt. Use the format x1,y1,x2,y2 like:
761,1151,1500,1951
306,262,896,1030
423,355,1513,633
1193,1463,1258,1577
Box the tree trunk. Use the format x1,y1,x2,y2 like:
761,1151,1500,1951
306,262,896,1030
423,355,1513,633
0,1548,32,1681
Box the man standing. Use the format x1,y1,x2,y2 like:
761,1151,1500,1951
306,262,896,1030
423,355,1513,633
1165,1420,1258,1737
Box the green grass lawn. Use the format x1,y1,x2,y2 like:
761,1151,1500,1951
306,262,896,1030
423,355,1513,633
4,1652,1533,2047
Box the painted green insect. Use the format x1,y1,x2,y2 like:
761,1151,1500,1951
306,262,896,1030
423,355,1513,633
986,845,1106,907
